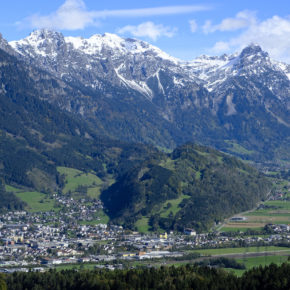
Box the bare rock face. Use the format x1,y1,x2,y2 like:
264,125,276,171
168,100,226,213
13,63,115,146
0,33,18,56
6,30,290,163
9,30,205,104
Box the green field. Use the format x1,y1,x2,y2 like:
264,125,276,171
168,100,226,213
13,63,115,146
15,191,57,212
159,158,176,170
220,178,290,232
190,246,290,256
228,255,290,276
135,194,190,232
246,211,290,217
54,263,98,271
5,185,22,193
243,200,290,226
195,171,201,180
226,141,254,156
220,227,263,233
57,167,103,197
135,217,150,233
87,187,101,199
160,194,191,218
238,255,289,268
79,210,109,225
263,200,290,210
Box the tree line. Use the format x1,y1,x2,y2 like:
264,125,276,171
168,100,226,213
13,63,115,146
2,262,290,290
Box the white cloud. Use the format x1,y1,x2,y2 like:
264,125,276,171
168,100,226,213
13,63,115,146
20,0,211,31
118,22,177,41
94,5,211,18
210,14,290,62
211,41,230,53
26,0,98,30
203,10,256,34
189,20,198,33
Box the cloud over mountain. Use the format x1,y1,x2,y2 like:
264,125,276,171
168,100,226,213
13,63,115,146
209,13,290,62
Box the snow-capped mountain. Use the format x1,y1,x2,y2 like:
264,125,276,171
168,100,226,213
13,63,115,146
189,45,290,118
10,29,212,128
9,30,290,108
185,45,290,105
9,29,191,100
3,29,290,163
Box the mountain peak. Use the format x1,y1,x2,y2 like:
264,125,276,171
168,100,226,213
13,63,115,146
102,32,123,40
9,29,66,58
240,43,268,59
25,29,65,46
29,29,64,40
0,32,17,56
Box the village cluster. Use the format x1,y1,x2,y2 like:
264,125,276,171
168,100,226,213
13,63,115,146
0,193,290,273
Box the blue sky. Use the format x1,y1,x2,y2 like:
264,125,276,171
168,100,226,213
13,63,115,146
1,0,290,61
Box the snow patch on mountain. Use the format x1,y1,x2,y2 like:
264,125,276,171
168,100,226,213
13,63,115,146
7,30,290,111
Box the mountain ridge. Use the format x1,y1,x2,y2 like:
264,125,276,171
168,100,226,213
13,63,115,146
2,30,290,165
0,43,275,232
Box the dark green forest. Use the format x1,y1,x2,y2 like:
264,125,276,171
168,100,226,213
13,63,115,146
0,48,156,194
2,262,290,290
102,144,271,232
0,180,24,211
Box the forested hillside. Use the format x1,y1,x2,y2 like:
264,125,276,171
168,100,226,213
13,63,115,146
0,48,155,198
0,180,24,211
102,144,271,232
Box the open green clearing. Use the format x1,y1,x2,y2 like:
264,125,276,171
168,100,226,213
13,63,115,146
237,255,289,268
228,255,290,276
57,167,104,198
5,185,22,193
225,141,254,156
135,194,191,232
54,263,98,271
53,254,290,275
15,191,56,212
79,209,109,225
220,227,264,232
190,246,290,256
242,200,290,226
86,187,101,199
263,200,290,210
135,217,150,233
159,194,191,218
159,158,175,170
246,211,290,217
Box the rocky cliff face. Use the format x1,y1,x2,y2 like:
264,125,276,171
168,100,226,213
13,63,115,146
5,30,290,164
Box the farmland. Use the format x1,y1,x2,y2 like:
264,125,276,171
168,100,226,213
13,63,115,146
57,166,115,199
15,191,57,213
190,246,290,256
219,178,290,232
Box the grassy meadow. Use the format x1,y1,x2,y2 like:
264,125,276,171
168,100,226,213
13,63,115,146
15,191,56,212
57,166,115,199
220,178,290,232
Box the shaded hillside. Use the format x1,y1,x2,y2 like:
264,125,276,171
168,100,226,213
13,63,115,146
0,180,24,212
102,144,271,232
0,48,156,194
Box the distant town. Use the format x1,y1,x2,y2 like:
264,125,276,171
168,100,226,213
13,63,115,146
1,190,290,273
